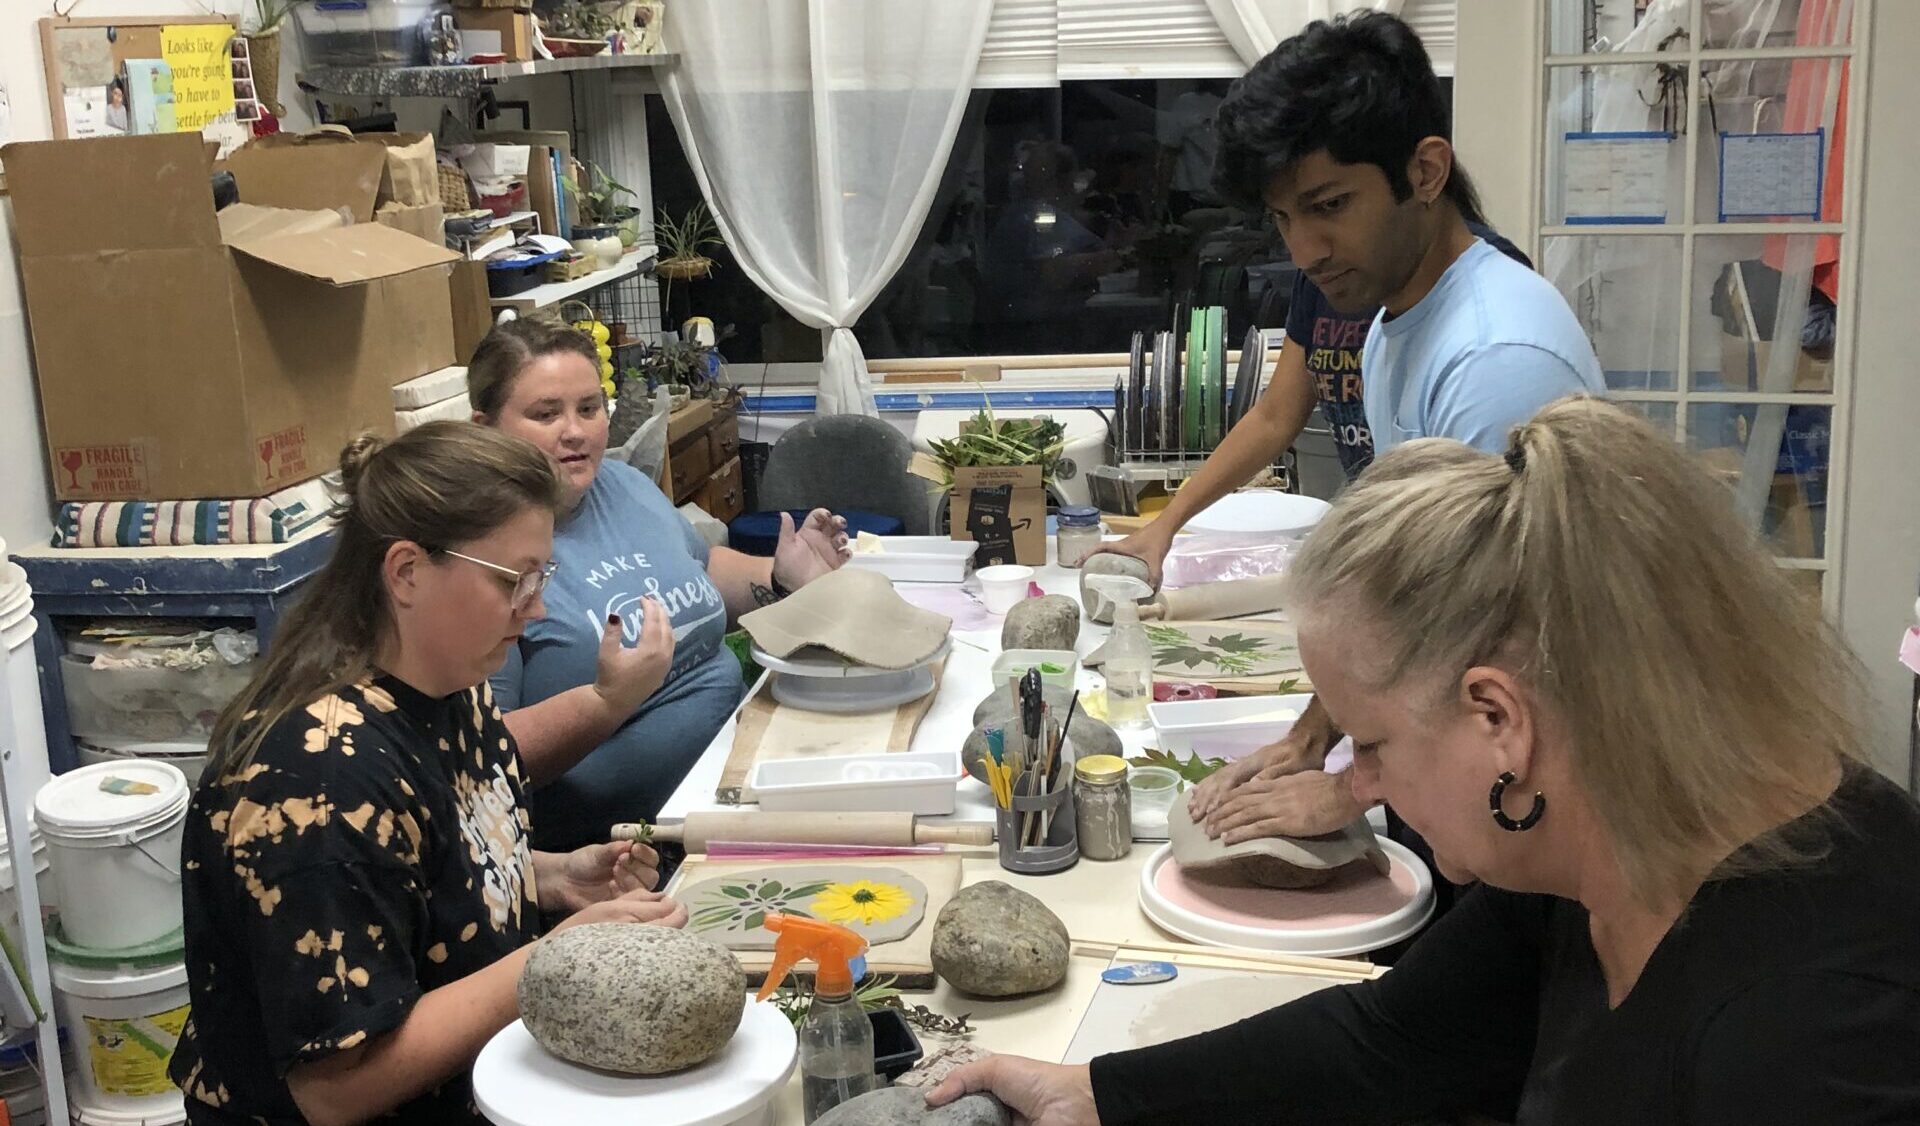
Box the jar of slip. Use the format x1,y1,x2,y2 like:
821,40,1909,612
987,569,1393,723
1055,505,1104,568
1073,754,1133,861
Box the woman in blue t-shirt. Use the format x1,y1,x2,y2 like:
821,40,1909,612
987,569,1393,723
470,319,850,850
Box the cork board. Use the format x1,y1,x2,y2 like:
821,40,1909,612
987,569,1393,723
40,16,239,140
667,853,963,990
715,660,947,804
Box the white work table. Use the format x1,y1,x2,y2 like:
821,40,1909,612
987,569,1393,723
652,551,1382,1124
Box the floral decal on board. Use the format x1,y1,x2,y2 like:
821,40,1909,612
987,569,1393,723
809,880,913,927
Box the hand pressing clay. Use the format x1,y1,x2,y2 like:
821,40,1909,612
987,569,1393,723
519,923,744,1074
812,1086,1012,1126
1000,594,1080,652
930,880,1069,997
1167,796,1389,889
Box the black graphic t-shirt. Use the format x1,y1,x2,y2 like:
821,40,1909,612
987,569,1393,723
171,675,540,1125
1286,224,1534,480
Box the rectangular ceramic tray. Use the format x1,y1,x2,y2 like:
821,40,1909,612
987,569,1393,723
750,749,962,815
1149,693,1314,755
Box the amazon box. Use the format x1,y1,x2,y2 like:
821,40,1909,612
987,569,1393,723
950,465,1046,567
4,133,459,500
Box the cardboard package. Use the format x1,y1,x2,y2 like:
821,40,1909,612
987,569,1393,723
4,133,459,501
455,7,537,61
449,260,494,364
376,202,447,244
950,465,1046,567
1718,333,1833,393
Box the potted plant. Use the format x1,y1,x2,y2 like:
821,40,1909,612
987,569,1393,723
243,0,306,117
564,160,636,268
654,202,723,281
636,335,735,403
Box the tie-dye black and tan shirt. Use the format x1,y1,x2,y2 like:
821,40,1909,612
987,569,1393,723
170,674,540,1125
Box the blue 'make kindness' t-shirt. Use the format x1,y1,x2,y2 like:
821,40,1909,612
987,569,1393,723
491,460,744,850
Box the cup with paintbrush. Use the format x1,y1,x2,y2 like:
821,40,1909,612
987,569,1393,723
993,669,1079,874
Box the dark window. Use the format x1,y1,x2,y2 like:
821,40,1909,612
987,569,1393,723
646,80,1302,364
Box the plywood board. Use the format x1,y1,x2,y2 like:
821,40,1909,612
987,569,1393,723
716,660,946,804
1059,954,1365,1065
667,853,963,990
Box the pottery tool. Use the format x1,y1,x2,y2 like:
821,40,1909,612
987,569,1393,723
612,812,994,852
1018,669,1046,846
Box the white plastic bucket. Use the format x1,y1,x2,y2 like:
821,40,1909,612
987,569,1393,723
49,938,188,1122
0,577,52,816
35,761,189,951
76,739,211,790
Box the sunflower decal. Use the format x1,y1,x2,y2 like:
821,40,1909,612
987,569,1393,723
809,880,913,927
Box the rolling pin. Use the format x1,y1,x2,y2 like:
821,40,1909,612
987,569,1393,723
611,811,993,852
1142,573,1289,622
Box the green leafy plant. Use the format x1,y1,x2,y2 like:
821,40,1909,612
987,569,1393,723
925,404,1066,490
564,160,639,228
653,201,725,268
1127,746,1229,791
689,876,832,934
248,0,308,33
769,972,905,1028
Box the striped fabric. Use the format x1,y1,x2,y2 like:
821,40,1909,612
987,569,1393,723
54,474,338,548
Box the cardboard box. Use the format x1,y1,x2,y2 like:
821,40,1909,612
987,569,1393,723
950,465,1046,567
449,260,495,364
4,133,460,501
1719,333,1833,393
455,8,537,61
376,201,446,244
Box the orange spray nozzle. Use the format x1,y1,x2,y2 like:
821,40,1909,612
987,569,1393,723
754,913,869,1001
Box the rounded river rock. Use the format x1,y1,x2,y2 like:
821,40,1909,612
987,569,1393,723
812,1085,1012,1126
519,923,745,1074
1000,594,1080,652
970,685,1121,765
930,880,1069,998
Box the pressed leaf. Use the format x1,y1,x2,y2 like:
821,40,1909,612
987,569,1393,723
743,910,765,930
759,880,784,899
722,885,751,899
786,882,832,898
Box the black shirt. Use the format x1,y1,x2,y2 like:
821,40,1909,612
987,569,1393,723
1285,223,1533,480
1090,766,1920,1125
171,675,540,1125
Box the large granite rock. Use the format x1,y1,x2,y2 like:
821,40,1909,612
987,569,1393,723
812,1086,1012,1126
930,881,1069,998
1000,595,1080,652
519,923,744,1074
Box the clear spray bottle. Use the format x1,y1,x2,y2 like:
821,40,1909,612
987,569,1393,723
757,913,877,1123
1087,574,1155,729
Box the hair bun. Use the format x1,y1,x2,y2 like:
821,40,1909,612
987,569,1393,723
337,433,387,499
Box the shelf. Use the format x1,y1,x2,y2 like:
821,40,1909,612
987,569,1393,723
300,51,676,98
488,252,654,312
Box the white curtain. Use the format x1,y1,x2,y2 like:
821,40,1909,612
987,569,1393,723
1203,0,1404,65
658,2,991,416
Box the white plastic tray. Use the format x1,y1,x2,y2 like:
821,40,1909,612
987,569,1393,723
750,750,962,815
844,537,978,583
1138,840,1434,958
1148,693,1314,755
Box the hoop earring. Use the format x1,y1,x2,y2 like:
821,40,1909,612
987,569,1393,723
1489,771,1546,832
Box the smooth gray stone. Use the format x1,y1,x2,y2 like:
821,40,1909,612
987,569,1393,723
930,880,1069,998
999,595,1080,652
812,1085,1012,1126
965,686,1120,783
1078,553,1154,624
518,923,744,1075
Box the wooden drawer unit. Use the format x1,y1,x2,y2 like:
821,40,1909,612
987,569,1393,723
702,456,744,523
668,432,714,501
707,411,740,469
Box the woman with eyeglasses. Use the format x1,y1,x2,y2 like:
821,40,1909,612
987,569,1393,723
468,319,851,852
171,423,689,1125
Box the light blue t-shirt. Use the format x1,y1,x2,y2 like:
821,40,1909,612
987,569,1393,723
1363,238,1604,456
491,460,744,851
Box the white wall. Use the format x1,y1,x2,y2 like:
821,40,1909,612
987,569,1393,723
0,2,316,550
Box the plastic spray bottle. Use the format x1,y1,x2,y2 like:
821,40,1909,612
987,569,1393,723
1087,574,1154,729
757,913,877,1123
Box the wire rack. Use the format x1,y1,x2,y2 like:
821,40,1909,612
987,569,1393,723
577,272,668,360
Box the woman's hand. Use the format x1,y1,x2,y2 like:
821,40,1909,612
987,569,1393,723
927,1056,1100,1126
592,596,675,720
538,841,661,914
1203,767,1365,843
549,887,687,934
771,509,851,592
1084,528,1172,592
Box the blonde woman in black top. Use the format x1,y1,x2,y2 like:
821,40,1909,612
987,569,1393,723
171,422,686,1126
929,399,1920,1125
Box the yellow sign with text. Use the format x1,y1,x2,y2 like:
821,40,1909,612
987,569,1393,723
161,24,235,131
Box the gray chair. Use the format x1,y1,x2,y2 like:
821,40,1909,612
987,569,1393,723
757,415,932,535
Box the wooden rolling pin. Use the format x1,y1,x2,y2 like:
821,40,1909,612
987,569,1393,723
1143,573,1289,622
611,811,993,852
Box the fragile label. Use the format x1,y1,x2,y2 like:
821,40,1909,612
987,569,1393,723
255,424,312,487
52,442,150,498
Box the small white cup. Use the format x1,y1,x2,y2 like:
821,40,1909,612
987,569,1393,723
976,564,1035,614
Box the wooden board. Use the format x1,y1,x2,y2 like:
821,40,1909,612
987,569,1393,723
1059,952,1377,1065
715,660,946,804
667,853,963,990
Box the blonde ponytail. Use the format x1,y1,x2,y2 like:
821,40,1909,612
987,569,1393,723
1285,397,1866,907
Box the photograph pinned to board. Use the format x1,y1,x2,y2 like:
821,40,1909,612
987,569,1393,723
39,16,251,156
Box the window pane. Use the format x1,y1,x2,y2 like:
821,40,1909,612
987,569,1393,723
1703,0,1853,50
1543,65,1685,226
1695,54,1847,223
1549,0,1689,56
1543,234,1680,391
1687,402,1831,557
1613,398,1677,434
1690,234,1835,392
